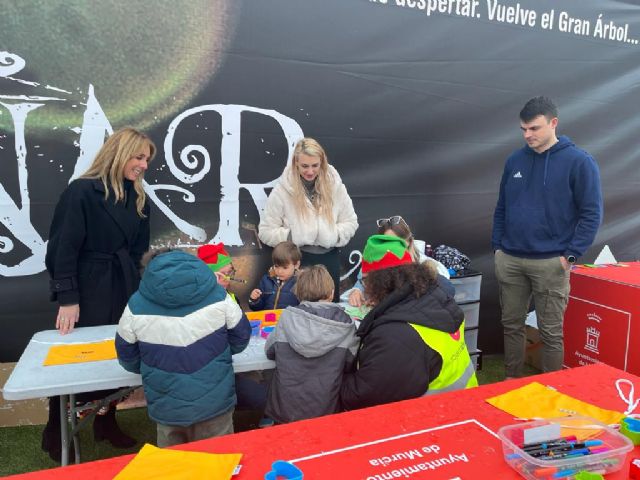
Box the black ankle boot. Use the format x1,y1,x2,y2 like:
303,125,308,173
42,397,65,463
41,421,75,463
41,422,60,462
93,407,136,448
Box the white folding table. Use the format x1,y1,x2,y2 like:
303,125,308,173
2,325,275,465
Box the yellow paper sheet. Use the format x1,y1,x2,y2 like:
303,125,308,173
486,381,624,432
114,443,242,480
43,340,116,366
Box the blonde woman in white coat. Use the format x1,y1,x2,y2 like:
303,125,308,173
259,138,358,301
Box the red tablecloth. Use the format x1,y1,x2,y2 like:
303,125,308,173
571,262,640,284
7,363,640,479
565,262,640,373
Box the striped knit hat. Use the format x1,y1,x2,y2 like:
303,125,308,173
197,243,232,272
361,234,413,274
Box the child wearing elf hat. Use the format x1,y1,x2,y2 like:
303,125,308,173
340,234,477,411
197,243,243,301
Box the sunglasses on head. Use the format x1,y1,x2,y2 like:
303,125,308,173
376,216,407,228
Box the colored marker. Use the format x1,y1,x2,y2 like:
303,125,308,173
529,439,603,451
552,467,606,478
552,459,618,478
523,435,577,450
538,447,590,460
527,440,604,457
532,457,619,478
587,446,610,455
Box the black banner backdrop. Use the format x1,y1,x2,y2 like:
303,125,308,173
1,0,639,361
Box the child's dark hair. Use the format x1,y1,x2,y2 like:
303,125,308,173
141,247,174,271
272,241,302,267
364,263,437,306
293,265,334,302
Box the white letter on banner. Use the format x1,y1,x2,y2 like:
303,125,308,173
0,101,48,275
163,104,304,245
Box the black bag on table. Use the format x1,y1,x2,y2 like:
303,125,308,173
434,245,471,272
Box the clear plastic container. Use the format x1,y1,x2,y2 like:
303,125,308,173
450,273,481,303
460,301,480,329
464,326,478,351
498,416,633,480
469,349,481,371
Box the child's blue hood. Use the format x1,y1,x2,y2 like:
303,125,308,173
138,250,222,309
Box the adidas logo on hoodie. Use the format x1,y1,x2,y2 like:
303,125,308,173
513,171,523,178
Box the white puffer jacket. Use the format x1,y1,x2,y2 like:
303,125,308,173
259,164,358,248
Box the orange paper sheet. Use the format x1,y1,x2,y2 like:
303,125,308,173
114,443,242,480
245,309,283,325
43,340,116,366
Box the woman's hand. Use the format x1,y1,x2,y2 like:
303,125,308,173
250,289,262,301
348,289,365,307
56,304,80,335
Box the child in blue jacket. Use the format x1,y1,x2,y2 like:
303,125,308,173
249,241,301,311
116,248,251,447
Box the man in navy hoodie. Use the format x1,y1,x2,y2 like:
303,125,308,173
492,96,602,378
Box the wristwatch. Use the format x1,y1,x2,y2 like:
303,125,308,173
565,255,577,265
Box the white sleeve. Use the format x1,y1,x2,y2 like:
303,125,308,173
116,308,138,344
334,183,358,247
258,187,291,247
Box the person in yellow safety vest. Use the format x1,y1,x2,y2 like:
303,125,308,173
340,234,477,411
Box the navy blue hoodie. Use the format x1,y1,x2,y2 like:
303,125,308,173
492,135,602,258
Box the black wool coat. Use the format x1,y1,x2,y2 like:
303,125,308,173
45,178,150,326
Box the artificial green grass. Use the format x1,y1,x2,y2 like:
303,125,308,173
0,407,156,477
0,355,539,477
478,353,541,384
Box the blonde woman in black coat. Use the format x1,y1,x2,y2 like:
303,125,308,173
42,127,155,461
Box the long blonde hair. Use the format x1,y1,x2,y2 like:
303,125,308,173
82,127,156,217
289,138,334,222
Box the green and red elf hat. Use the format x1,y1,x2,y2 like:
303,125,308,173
361,234,413,274
197,243,232,272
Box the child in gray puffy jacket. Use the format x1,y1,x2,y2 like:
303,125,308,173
264,265,358,424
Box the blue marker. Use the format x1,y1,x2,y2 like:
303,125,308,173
527,440,603,457
539,447,590,460
523,436,578,451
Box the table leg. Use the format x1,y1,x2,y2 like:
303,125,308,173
56,386,140,466
59,394,69,466
69,394,81,463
